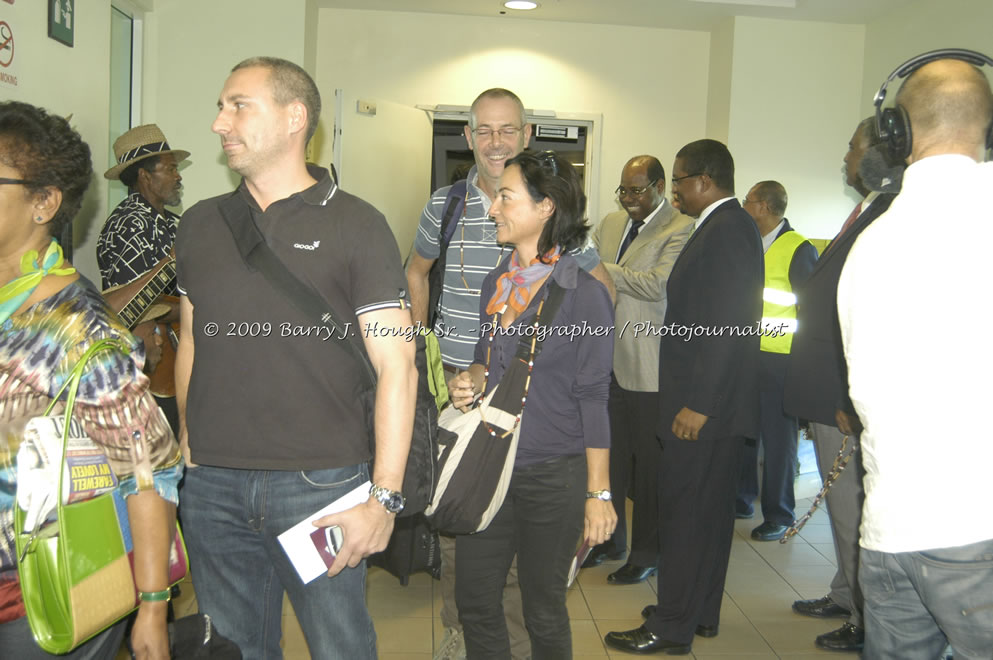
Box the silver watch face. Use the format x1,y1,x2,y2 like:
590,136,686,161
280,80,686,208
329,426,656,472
385,492,405,513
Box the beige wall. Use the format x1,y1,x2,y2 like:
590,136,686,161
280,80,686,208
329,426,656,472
862,0,993,113
1,0,114,282
726,17,866,241
315,8,711,225
142,0,310,214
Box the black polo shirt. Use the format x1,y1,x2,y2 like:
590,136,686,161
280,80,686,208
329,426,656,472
175,166,407,470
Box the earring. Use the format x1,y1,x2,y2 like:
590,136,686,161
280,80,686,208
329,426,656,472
34,216,45,224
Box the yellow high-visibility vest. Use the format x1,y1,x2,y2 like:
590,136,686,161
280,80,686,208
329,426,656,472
761,230,810,354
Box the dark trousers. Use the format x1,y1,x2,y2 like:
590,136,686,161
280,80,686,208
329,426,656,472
455,454,586,660
605,377,660,566
647,433,745,644
736,352,797,525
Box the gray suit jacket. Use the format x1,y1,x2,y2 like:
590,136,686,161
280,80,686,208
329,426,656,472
593,201,694,391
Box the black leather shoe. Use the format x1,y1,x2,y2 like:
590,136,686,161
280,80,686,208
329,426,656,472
604,626,691,655
607,563,656,584
792,596,852,619
750,521,789,541
815,623,864,652
640,606,718,638
582,543,626,568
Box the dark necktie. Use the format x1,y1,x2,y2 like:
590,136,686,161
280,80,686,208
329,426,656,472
617,219,645,261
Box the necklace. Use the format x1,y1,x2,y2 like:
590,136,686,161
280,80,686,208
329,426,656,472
476,293,549,438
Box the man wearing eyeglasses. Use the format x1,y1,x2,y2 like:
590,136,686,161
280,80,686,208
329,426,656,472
606,139,763,655
405,87,612,660
735,181,816,544
586,156,692,585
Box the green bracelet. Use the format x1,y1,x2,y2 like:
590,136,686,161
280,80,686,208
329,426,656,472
138,589,171,602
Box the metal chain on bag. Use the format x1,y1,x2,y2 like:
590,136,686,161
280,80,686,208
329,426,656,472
780,434,856,543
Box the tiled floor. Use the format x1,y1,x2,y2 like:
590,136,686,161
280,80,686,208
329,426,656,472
156,438,851,659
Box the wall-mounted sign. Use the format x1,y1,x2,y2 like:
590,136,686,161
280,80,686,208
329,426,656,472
0,20,16,86
48,0,74,47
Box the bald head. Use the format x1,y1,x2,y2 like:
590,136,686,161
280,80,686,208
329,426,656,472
896,59,993,160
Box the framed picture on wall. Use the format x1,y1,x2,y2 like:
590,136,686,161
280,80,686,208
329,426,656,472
48,0,74,47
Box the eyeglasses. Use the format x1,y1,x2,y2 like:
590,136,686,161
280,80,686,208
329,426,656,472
615,180,659,197
471,126,523,140
0,177,36,186
741,197,762,206
670,172,704,185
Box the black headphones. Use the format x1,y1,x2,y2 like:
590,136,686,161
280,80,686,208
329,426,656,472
873,48,993,161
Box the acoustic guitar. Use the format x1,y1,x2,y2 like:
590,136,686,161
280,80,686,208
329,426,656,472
102,256,179,397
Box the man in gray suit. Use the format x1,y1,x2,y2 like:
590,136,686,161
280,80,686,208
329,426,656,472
587,155,693,584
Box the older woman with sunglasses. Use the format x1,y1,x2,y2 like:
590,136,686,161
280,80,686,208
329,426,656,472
0,101,182,660
447,151,616,659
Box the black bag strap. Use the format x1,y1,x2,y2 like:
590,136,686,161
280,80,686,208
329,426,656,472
512,281,566,362
439,179,468,250
217,193,378,388
425,179,468,327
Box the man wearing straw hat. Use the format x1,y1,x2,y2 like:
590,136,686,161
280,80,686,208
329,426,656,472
98,124,189,428
98,124,188,296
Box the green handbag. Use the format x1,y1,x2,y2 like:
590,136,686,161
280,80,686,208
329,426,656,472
14,338,188,655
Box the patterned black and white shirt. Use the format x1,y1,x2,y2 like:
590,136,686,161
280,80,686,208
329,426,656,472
97,191,178,291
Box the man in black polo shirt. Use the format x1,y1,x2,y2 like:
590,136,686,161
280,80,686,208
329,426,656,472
175,56,416,660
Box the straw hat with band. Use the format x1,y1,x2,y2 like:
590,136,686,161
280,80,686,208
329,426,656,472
104,124,190,181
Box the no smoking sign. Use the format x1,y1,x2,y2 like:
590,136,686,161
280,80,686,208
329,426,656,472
0,21,13,68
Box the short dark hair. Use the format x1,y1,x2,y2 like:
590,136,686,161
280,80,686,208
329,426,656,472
233,56,322,142
119,154,161,189
0,101,93,238
675,139,735,194
505,150,588,262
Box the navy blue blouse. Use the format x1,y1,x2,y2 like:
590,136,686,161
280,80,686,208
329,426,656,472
473,253,614,466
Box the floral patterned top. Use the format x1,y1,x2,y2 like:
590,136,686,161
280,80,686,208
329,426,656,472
0,277,181,623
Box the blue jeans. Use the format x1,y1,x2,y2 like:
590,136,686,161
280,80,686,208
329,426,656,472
860,538,993,660
180,464,376,660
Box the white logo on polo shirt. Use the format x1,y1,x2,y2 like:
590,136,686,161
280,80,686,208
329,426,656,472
293,241,321,251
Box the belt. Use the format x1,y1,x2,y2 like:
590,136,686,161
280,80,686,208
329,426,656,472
442,364,459,376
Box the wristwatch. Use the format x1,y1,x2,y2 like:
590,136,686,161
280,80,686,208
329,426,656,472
369,484,406,514
586,490,612,501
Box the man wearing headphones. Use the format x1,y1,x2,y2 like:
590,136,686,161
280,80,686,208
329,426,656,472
838,54,993,658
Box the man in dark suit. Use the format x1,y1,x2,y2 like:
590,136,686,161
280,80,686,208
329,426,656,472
605,139,764,655
782,117,895,654
587,155,693,584
736,181,818,542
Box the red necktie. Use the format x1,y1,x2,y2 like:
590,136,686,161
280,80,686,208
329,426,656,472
823,202,862,254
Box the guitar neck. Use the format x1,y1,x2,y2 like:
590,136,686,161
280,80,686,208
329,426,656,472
118,260,177,329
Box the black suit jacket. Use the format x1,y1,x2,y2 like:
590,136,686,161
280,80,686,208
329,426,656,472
772,219,819,291
783,193,896,426
657,199,764,443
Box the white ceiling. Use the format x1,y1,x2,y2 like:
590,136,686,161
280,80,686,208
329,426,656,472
316,0,916,32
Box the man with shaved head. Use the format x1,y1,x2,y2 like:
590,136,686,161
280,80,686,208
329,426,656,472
838,56,993,658
587,155,693,584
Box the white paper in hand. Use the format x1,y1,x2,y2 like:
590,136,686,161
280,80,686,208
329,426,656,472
277,480,371,584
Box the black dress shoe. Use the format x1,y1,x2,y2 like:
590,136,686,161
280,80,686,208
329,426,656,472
604,626,691,655
641,606,718,637
792,595,852,619
581,543,625,568
815,623,864,652
750,521,789,541
607,563,656,584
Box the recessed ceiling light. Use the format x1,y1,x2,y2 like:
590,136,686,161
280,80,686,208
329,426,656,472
504,1,539,10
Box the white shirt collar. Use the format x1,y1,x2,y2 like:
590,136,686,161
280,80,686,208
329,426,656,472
694,196,735,231
761,219,786,253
